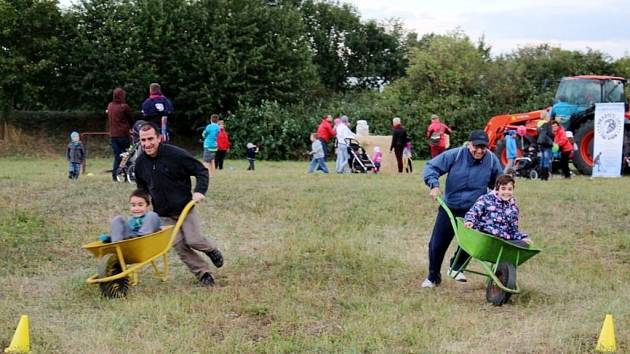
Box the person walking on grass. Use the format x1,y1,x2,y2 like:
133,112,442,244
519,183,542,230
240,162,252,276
307,133,329,174
202,114,220,177
317,114,336,160
335,115,356,173
421,130,503,288
426,114,452,158
135,122,224,287
67,131,85,180
390,117,409,173
106,87,133,181
215,120,231,170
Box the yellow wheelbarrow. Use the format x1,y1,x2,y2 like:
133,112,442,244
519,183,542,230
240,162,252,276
82,200,196,298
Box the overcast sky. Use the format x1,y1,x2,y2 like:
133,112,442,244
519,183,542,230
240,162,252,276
57,0,629,59
347,0,629,59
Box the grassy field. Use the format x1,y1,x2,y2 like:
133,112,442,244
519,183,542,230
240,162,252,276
0,156,629,353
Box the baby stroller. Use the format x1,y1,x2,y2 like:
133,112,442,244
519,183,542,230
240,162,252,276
513,143,540,179
115,120,145,183
346,138,374,173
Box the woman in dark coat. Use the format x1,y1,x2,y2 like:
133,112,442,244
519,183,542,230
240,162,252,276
390,117,410,173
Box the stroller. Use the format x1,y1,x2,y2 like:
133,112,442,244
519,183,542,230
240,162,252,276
513,143,540,179
346,138,374,173
115,120,145,183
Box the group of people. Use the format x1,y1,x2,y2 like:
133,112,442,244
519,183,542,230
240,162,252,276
502,111,575,180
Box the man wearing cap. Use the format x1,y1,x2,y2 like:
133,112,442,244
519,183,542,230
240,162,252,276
426,114,452,158
421,129,503,288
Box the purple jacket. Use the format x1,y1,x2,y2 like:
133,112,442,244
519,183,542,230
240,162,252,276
464,191,528,240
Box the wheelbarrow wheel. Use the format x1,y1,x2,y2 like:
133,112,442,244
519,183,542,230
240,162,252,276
97,253,129,298
485,261,516,306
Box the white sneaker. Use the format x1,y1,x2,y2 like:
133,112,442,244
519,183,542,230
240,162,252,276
421,278,437,288
448,268,467,282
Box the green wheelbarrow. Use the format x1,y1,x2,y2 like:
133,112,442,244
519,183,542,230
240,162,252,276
437,197,542,305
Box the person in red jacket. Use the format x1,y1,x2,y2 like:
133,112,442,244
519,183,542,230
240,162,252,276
316,114,336,160
551,120,573,178
106,87,133,181
426,114,452,158
215,120,231,170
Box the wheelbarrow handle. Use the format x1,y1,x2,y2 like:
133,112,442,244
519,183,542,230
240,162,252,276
165,200,198,249
436,196,458,234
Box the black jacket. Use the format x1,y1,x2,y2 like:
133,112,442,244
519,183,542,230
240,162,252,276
537,122,554,148
390,126,409,151
135,144,209,217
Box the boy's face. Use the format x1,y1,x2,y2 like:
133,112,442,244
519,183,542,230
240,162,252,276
139,128,160,157
130,196,149,217
496,183,514,201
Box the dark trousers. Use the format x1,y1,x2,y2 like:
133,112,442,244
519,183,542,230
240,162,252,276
393,146,404,173
247,158,255,170
427,205,471,284
559,151,571,178
215,150,227,170
319,138,329,160
111,137,130,180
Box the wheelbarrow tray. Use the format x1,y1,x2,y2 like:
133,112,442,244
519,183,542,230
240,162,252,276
453,217,541,267
83,225,175,264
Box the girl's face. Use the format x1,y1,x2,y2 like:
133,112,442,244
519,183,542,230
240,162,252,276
496,183,514,201
130,196,149,217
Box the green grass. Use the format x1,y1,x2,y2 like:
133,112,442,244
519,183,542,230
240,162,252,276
0,157,629,353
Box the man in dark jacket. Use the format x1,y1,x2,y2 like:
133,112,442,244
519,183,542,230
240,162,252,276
141,83,174,142
390,117,409,173
421,130,503,288
106,87,133,181
135,122,223,286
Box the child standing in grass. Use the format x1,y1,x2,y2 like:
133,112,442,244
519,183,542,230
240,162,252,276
463,174,532,247
66,131,85,180
372,146,382,173
403,142,413,173
106,189,161,242
307,133,329,173
246,143,259,171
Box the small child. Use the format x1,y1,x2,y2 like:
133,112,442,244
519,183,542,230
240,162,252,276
463,174,532,247
403,142,413,173
308,133,329,173
246,142,259,171
66,131,85,180
104,189,161,243
372,146,382,173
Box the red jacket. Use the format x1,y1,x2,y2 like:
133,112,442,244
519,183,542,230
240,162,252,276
317,119,336,142
426,121,452,148
217,128,231,151
554,127,573,153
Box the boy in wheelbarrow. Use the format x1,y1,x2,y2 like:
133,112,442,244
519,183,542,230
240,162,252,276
135,122,224,286
422,130,503,288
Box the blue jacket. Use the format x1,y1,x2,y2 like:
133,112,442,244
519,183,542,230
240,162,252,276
202,123,220,150
141,94,174,122
423,146,503,210
505,134,517,159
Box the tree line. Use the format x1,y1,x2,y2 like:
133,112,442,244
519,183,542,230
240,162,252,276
1,0,629,158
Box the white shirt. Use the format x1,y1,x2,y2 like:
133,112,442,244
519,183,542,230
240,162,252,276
335,124,356,145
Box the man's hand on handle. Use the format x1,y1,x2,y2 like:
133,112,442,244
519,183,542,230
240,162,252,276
192,192,205,202
429,187,441,200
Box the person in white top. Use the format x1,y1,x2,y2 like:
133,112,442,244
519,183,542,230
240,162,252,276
335,115,357,173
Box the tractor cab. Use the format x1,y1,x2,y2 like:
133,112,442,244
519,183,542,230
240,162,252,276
551,76,627,129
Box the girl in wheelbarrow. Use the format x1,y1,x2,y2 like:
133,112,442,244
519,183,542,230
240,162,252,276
463,174,533,247
135,122,224,287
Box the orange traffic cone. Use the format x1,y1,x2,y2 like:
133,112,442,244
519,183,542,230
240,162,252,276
595,314,616,352
4,315,29,353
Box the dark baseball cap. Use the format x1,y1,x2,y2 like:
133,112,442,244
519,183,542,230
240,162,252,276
468,130,489,146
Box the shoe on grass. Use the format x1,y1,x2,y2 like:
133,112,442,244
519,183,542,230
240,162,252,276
421,278,437,288
448,268,467,282
206,249,224,268
199,272,215,287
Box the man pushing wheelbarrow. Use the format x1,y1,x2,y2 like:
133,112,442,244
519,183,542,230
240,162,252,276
421,130,540,305
134,122,224,287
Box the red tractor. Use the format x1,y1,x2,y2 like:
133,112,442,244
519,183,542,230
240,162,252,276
485,75,630,175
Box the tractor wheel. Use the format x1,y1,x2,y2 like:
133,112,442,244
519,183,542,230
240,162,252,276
97,254,129,298
573,120,594,175
485,262,517,306
623,126,630,174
